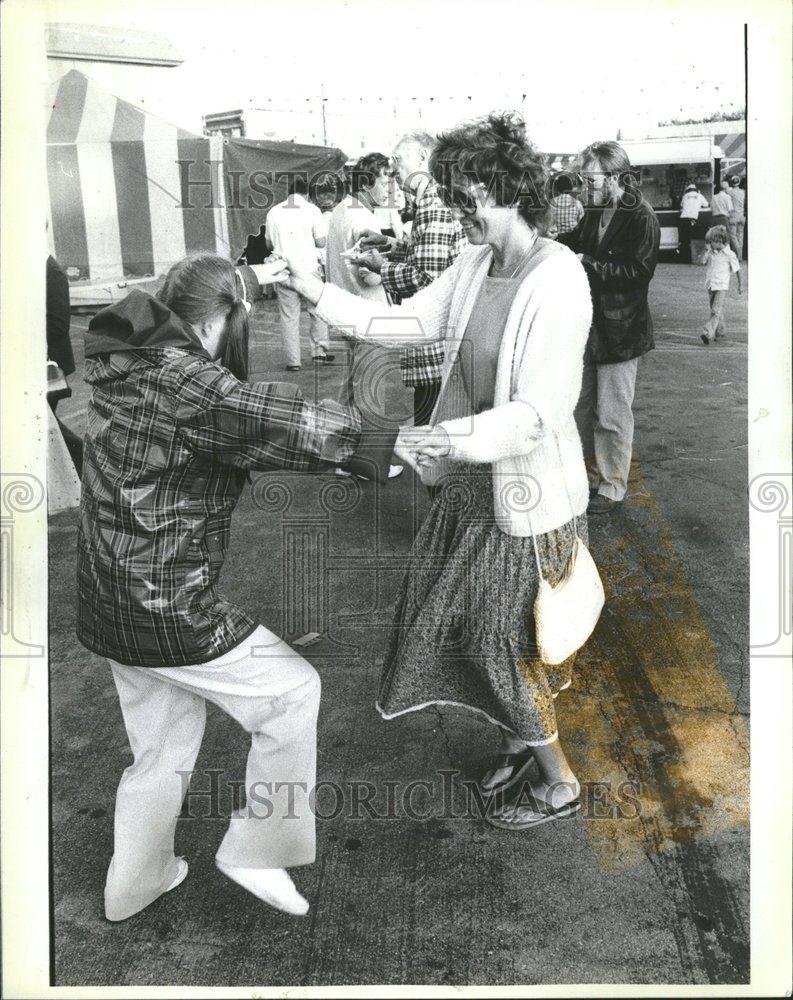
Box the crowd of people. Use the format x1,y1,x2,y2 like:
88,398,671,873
53,110,746,922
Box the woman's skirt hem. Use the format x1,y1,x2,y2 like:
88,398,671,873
374,697,562,747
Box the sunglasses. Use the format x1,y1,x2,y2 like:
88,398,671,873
437,184,479,216
578,171,613,186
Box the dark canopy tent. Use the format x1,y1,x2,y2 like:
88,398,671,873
223,138,347,263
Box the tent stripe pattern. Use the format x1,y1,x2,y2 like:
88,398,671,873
47,71,91,278
715,132,746,178
47,70,349,283
47,70,221,282
111,99,155,277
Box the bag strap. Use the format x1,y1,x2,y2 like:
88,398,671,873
527,432,578,583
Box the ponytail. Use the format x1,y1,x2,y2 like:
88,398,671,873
159,252,251,382
221,299,249,381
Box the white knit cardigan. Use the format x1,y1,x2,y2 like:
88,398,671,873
313,240,593,537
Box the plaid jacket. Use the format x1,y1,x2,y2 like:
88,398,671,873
552,194,584,235
380,182,466,387
77,290,389,668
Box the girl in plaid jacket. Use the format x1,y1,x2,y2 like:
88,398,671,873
78,252,396,921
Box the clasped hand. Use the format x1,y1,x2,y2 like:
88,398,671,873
395,425,452,474
258,253,324,305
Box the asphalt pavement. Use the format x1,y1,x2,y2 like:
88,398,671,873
48,261,750,987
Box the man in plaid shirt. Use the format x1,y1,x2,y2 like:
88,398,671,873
358,131,466,425
551,173,585,235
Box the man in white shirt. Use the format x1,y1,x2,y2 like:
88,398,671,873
265,176,332,370
678,183,710,263
710,185,733,226
326,152,405,477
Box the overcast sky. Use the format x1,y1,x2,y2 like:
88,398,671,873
42,0,746,149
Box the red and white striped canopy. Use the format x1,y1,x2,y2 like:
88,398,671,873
47,70,229,282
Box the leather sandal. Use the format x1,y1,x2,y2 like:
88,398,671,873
478,746,539,794
486,795,581,831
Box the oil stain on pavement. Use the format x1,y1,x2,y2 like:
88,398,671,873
563,461,749,982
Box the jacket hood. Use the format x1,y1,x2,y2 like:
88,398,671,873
86,289,207,358
84,289,209,386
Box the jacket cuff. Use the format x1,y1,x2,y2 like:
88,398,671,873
345,409,399,483
439,402,544,464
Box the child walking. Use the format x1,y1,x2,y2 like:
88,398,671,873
699,224,742,344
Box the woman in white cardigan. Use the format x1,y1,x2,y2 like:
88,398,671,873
285,113,594,831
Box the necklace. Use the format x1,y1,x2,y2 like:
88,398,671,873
491,236,537,279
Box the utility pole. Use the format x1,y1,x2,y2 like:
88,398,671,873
320,80,328,146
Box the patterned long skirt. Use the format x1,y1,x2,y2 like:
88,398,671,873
377,465,588,745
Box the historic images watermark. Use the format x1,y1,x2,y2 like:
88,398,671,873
176,163,642,215
1,473,45,658
749,473,792,657
176,768,643,823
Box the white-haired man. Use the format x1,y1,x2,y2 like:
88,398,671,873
358,131,466,426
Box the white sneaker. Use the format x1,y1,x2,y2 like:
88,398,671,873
104,857,188,922
166,857,189,892
216,861,309,916
335,466,403,481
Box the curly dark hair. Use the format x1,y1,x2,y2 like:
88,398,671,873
429,111,550,230
351,152,391,194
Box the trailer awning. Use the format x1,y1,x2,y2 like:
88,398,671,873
620,138,716,165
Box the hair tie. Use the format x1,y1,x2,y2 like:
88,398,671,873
234,268,252,314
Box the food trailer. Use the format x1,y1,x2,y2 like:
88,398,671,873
616,137,725,252
548,136,730,254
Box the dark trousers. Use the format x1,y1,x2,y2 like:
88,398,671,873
49,398,83,476
413,381,441,426
678,218,696,263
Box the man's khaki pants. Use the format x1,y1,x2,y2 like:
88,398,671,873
575,358,640,502
104,625,320,921
728,218,745,260
275,282,329,367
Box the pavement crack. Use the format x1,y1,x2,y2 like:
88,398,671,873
431,706,455,764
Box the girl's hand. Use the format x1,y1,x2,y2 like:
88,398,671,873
394,427,423,474
249,257,290,286
401,425,452,466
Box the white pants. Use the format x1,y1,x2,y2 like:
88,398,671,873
575,358,640,502
275,282,329,367
105,625,320,921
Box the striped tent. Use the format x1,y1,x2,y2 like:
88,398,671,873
546,152,579,173
47,70,349,284
714,131,746,180
47,70,231,282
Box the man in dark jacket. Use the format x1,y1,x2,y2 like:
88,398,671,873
560,141,660,514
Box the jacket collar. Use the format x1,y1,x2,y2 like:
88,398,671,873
593,191,643,254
